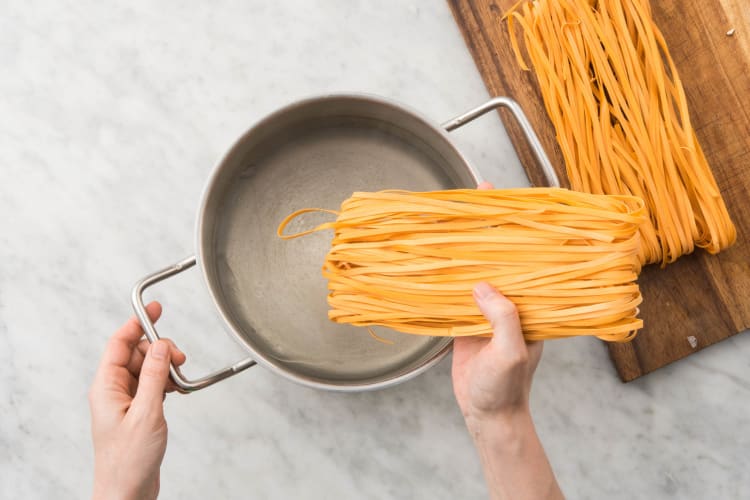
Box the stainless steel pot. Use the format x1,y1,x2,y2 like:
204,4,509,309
131,94,558,393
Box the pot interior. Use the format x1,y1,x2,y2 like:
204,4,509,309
199,95,477,388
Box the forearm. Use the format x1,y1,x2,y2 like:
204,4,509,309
470,412,563,500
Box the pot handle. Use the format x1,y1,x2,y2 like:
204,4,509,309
442,96,560,188
131,255,257,393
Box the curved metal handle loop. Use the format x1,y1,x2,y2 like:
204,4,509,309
131,256,256,393
442,96,560,188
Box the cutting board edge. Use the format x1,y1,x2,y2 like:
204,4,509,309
609,326,749,382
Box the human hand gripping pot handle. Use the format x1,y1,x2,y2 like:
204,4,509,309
88,301,186,500
89,185,562,500
451,181,564,500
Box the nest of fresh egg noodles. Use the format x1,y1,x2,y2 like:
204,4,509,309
279,188,646,342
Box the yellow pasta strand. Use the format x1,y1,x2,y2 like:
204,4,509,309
505,0,736,266
278,188,646,342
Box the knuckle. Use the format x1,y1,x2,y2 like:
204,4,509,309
495,295,519,316
488,297,519,327
160,338,183,356
130,402,161,423
492,347,528,370
140,362,167,379
508,350,529,367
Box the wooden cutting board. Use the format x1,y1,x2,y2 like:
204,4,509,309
448,0,750,381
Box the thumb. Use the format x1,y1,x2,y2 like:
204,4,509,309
132,340,172,414
473,282,526,353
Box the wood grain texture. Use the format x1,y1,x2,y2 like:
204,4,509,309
448,0,750,381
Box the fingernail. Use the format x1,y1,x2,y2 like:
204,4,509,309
474,282,497,301
152,341,168,360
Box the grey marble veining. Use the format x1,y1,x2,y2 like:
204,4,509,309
1,1,749,499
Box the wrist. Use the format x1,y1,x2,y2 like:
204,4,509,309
465,408,535,449
92,484,149,500
466,409,564,500
93,466,153,500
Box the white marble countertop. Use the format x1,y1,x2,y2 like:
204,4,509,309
2,1,749,498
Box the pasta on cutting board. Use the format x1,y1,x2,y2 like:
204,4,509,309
505,0,736,266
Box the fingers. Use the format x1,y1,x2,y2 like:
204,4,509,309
473,282,526,356
120,302,163,343
105,302,162,366
131,340,172,414
126,339,186,393
526,339,544,374
473,183,542,371
92,302,163,396
128,339,186,377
